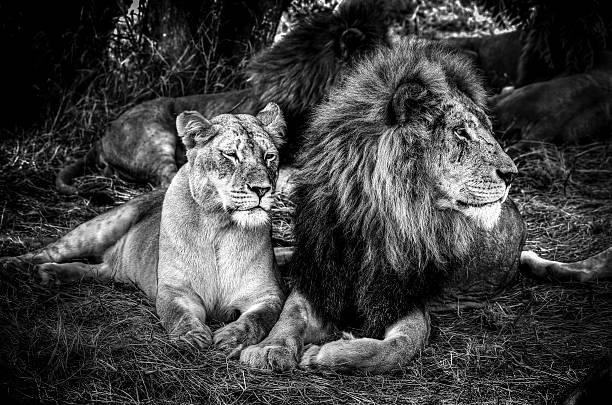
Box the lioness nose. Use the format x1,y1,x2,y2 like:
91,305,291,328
247,184,271,199
496,169,516,186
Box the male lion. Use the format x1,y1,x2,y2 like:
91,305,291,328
5,104,286,352
56,0,388,194
240,39,612,374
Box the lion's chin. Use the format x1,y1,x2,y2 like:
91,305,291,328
231,208,270,228
459,200,502,230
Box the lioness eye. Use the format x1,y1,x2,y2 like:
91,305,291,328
222,151,238,160
454,127,471,141
265,153,277,162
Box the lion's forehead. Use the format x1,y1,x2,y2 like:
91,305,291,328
442,98,489,126
211,115,275,151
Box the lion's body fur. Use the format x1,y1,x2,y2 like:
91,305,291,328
240,39,528,374
287,39,524,337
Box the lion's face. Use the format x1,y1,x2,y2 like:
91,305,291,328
430,95,517,229
175,103,286,228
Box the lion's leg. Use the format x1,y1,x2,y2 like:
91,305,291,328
125,120,179,188
36,262,114,286
213,293,284,357
520,248,612,282
240,289,329,371
148,124,178,188
156,284,212,349
300,306,430,374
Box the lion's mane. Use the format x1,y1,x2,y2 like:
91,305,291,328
247,0,387,152
288,39,488,337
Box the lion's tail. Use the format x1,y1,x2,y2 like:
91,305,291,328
520,247,612,282
56,142,101,195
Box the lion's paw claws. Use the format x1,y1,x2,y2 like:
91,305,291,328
240,343,298,371
299,344,321,369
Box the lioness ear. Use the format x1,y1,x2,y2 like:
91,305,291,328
387,82,432,126
257,102,286,148
176,111,213,149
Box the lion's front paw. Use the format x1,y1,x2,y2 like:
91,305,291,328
240,341,299,371
299,344,322,369
180,327,213,349
213,321,259,357
171,320,213,350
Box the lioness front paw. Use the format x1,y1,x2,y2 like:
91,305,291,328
240,341,299,371
178,327,213,349
213,321,259,357
171,320,213,350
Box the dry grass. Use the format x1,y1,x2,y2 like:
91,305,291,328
1,2,611,404
1,114,611,404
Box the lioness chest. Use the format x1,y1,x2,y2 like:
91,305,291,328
159,210,276,321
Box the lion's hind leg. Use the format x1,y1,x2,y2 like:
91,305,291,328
1,192,161,270
37,262,113,286
521,248,612,282
300,307,430,374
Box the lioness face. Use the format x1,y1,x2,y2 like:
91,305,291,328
176,104,286,228
433,95,517,229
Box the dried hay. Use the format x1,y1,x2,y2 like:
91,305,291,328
1,122,611,403
0,3,610,403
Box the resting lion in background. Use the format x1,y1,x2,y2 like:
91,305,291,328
56,0,388,195
5,104,286,352
240,39,612,374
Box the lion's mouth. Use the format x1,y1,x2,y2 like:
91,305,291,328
233,206,267,213
457,198,502,208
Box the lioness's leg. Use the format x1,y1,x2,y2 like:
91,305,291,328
240,290,329,371
156,285,212,349
300,307,430,374
36,262,113,286
1,193,160,266
213,293,284,356
521,248,612,282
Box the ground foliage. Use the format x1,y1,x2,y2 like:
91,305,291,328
0,0,611,404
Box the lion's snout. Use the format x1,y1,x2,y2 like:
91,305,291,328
246,182,272,199
492,148,518,187
495,162,517,186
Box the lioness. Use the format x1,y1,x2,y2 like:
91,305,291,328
240,39,612,374
6,104,286,351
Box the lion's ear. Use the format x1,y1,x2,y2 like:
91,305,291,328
388,82,432,126
339,28,366,61
257,102,286,148
176,111,213,150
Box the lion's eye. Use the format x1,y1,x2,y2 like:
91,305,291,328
222,151,239,161
265,152,277,162
454,127,471,141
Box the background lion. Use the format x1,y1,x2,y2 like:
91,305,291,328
4,104,287,353
240,38,612,374
56,0,388,195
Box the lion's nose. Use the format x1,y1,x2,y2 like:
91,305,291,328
496,168,516,186
247,184,271,199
